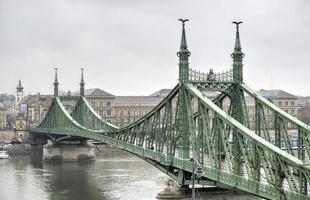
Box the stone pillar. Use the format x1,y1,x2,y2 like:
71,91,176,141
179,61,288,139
43,140,96,161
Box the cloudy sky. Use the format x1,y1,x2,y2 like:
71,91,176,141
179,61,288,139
0,0,309,96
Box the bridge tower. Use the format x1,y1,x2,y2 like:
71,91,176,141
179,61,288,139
80,68,85,96
230,22,249,176
176,19,192,160
54,68,59,97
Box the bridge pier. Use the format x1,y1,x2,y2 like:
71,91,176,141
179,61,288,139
43,140,96,161
156,180,261,200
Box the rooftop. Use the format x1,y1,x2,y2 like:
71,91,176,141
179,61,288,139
114,96,163,106
0,105,6,111
85,88,115,98
257,89,297,99
150,89,172,97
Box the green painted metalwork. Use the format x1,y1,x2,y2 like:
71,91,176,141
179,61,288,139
232,21,244,83
30,20,310,199
178,19,190,84
80,68,85,96
70,96,118,131
53,68,59,97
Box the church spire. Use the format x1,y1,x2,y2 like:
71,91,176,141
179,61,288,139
54,68,59,97
177,19,191,83
231,21,244,83
80,68,85,96
16,79,24,92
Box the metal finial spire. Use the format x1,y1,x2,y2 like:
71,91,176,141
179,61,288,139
178,19,189,50
54,67,59,83
231,21,244,83
80,68,85,96
232,21,243,51
177,18,191,84
54,67,59,96
80,68,85,83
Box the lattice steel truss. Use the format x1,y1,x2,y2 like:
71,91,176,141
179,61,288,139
30,20,310,199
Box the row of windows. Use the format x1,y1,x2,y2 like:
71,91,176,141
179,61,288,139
270,138,298,148
115,110,148,116
96,110,112,116
247,108,295,115
91,101,111,107
247,121,296,129
278,101,294,106
95,110,149,116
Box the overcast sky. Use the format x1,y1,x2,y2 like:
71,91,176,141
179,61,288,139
0,0,310,96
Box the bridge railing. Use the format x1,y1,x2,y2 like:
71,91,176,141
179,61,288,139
189,68,233,82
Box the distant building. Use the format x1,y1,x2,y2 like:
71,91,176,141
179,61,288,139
81,88,163,127
24,85,299,131
150,89,172,97
0,105,7,130
0,94,15,128
19,94,53,127
296,96,310,107
0,94,15,108
15,115,28,140
113,96,163,126
15,116,27,130
296,97,310,125
246,89,298,130
15,79,24,106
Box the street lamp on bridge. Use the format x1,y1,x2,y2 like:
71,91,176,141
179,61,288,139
190,158,203,200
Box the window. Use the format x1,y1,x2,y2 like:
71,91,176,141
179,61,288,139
285,109,288,113
281,140,285,148
99,101,103,107
292,139,298,147
107,110,111,116
291,109,294,114
291,101,294,106
107,102,111,106
92,102,96,107
278,101,282,106
285,101,288,106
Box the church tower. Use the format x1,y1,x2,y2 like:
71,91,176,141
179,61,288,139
16,79,24,105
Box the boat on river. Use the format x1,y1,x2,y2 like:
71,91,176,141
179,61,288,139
0,145,9,159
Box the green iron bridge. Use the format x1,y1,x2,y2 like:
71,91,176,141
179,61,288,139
30,20,310,200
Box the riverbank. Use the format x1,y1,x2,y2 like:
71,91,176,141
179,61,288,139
4,143,32,156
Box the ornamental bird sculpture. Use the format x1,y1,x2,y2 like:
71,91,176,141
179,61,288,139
232,21,243,27
178,18,189,24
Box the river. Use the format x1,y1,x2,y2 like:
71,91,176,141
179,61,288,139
0,150,169,200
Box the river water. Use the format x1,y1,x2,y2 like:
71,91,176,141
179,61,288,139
0,150,169,200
